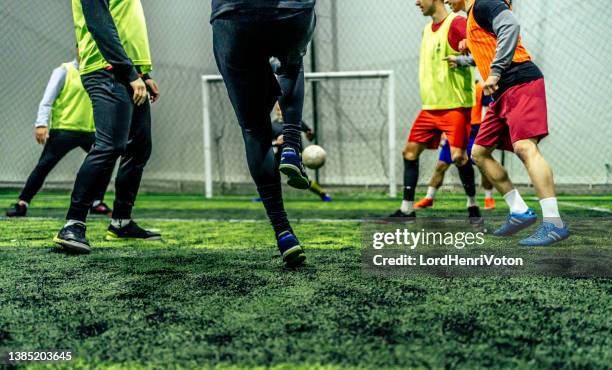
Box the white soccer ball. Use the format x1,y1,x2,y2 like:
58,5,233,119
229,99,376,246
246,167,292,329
302,145,327,170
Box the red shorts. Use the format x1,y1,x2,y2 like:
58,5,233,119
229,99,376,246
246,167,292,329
475,78,548,152
407,108,471,149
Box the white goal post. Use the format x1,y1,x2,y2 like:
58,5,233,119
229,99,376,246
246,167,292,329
201,70,397,198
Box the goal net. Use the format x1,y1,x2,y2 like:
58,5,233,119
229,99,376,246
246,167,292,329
202,71,397,198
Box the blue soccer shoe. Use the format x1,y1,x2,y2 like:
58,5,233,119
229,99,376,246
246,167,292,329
493,208,538,236
279,148,311,190
519,221,570,246
277,231,306,267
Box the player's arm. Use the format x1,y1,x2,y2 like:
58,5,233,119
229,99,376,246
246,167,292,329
489,10,521,78
34,66,67,144
80,0,147,104
474,0,518,94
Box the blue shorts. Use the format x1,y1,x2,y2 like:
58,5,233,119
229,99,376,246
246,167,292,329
438,125,480,164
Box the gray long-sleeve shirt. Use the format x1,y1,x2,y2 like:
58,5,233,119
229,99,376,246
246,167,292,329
472,0,542,96
35,60,78,128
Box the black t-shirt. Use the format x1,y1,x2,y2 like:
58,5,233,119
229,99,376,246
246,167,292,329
472,0,543,96
211,0,316,22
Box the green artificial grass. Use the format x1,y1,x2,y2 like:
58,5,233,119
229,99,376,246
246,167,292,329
0,192,610,369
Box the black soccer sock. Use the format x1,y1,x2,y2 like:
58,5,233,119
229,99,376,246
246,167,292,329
403,159,419,201
457,162,476,197
276,62,305,152
257,183,292,238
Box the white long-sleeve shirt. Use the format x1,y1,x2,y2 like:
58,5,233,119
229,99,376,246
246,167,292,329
34,60,79,128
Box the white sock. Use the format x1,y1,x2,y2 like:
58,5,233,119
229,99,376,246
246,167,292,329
425,186,437,200
484,189,493,199
65,219,85,228
540,197,563,227
111,219,131,229
400,200,414,214
92,200,101,207
503,189,529,214
18,200,29,208
466,196,477,208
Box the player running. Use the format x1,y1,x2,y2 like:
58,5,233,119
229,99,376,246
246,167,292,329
414,81,496,210
54,0,161,253
388,0,481,224
447,0,570,245
6,51,112,218
211,0,316,266
270,103,332,202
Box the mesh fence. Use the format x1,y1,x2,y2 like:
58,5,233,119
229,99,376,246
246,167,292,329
0,0,610,194
206,74,392,192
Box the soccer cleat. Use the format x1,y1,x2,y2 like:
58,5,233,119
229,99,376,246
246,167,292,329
279,148,311,190
53,223,91,254
277,231,306,267
90,202,113,217
414,197,434,209
519,221,570,246
321,194,332,202
384,209,416,222
6,203,27,217
493,208,537,236
468,206,484,227
484,198,496,210
105,221,161,241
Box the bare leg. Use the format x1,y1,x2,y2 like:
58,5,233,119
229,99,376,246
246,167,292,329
471,144,514,195
512,138,556,199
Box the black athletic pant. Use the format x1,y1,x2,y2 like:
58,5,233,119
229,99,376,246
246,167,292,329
67,69,152,222
19,130,108,204
212,8,315,237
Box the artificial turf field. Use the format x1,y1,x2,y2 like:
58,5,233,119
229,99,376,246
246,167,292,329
0,190,610,369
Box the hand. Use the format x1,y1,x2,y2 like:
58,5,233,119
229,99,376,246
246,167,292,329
483,75,501,96
35,127,48,145
130,77,148,106
458,39,469,54
305,130,315,141
443,55,458,68
276,135,284,146
145,79,160,103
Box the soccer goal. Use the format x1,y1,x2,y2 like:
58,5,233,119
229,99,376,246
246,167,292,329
201,70,397,198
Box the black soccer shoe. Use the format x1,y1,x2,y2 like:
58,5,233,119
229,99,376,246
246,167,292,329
53,223,91,254
468,206,484,227
384,209,416,223
6,203,27,217
105,221,161,241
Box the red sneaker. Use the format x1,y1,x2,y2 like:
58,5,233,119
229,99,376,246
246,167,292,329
484,198,496,210
414,197,434,209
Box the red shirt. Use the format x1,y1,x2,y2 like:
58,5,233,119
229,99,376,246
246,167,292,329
431,15,467,52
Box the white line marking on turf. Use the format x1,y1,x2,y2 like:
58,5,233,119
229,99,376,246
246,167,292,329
557,202,612,214
2,217,364,223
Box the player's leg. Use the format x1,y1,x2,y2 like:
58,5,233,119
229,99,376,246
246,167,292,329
414,156,450,209
445,109,482,225
388,140,427,218
308,180,332,201
471,98,538,236
481,169,495,209
504,79,568,245
78,133,112,217
55,70,133,253
274,12,316,190
7,130,79,217
106,97,159,241
212,12,306,266
470,125,495,209
388,111,437,218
